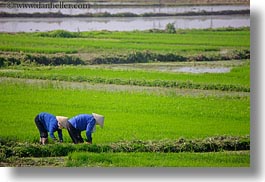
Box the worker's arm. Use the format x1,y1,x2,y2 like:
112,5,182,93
49,124,58,141
85,120,96,143
49,131,56,141
58,129,63,142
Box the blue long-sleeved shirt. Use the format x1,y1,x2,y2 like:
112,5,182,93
38,112,63,141
68,114,96,143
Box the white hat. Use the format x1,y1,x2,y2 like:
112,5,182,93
92,113,104,128
56,116,68,129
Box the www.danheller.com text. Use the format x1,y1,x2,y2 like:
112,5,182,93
6,1,91,9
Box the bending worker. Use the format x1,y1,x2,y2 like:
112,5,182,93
34,112,63,145
57,113,104,144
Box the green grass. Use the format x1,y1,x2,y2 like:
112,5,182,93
0,29,250,55
80,30,250,47
66,151,250,167
0,79,249,143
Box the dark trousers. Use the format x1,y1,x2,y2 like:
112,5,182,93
66,121,84,144
34,115,48,138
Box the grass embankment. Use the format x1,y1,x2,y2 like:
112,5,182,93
0,136,250,167
1,151,250,167
1,136,250,156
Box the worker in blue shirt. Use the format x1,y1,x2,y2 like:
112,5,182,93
61,113,104,144
34,112,63,145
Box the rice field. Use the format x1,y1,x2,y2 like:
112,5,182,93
0,28,250,167
0,78,250,143
0,28,250,56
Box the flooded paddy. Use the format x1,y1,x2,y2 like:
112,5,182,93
0,15,249,32
93,60,247,73
0,4,249,32
173,67,230,73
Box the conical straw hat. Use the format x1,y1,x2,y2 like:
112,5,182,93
56,116,68,129
92,113,104,128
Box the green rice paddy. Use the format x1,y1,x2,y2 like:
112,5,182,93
0,28,250,167
0,28,249,56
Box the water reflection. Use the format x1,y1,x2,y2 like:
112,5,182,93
0,15,250,32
